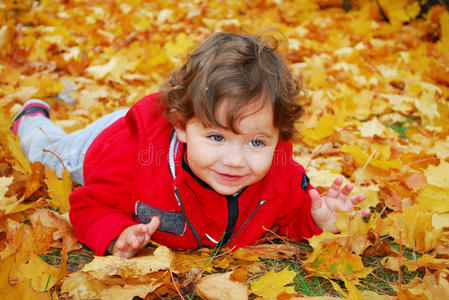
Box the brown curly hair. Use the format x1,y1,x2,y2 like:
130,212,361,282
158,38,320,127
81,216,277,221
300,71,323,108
159,32,305,141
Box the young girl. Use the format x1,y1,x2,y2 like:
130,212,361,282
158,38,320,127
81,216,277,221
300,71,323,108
12,32,368,258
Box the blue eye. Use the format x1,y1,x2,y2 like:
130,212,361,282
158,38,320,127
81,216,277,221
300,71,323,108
249,139,265,147
208,134,224,142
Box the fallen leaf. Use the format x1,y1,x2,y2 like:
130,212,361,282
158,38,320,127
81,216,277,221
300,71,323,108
45,167,72,213
61,272,106,299
250,267,296,298
359,117,387,138
302,114,338,146
82,246,173,280
424,161,449,189
341,144,401,171
9,253,60,292
303,242,372,281
396,273,449,299
197,271,248,300
230,268,248,282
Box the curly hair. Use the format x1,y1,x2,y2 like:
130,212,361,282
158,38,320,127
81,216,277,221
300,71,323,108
159,32,305,141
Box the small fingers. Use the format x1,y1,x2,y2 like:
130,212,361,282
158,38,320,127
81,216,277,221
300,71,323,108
327,176,344,199
115,239,126,251
360,208,371,217
127,235,141,249
337,183,354,202
135,224,149,236
147,216,160,235
349,194,366,206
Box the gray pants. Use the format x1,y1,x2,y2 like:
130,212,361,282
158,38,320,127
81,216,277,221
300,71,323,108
17,109,128,185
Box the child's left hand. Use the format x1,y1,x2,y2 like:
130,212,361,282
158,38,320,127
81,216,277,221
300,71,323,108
309,176,370,233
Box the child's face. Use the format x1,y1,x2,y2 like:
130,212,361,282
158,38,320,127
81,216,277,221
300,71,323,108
175,99,279,195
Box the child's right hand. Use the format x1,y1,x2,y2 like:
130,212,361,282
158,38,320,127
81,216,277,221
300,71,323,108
111,217,160,258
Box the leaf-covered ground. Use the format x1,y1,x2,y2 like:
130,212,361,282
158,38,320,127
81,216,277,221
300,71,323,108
1,0,449,299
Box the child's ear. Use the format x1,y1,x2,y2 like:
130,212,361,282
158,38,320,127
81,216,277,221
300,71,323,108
174,126,187,143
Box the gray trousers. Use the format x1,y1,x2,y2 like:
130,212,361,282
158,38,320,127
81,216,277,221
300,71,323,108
17,109,128,185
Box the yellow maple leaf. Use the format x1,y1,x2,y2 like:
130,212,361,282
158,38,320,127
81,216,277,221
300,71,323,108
0,255,49,300
163,33,196,64
424,161,449,189
302,114,338,146
33,76,65,99
5,133,32,174
45,167,72,213
303,242,372,281
330,277,364,300
172,251,216,273
378,0,420,27
438,11,449,55
304,55,328,88
9,253,61,292
341,144,401,170
416,184,449,214
250,267,296,298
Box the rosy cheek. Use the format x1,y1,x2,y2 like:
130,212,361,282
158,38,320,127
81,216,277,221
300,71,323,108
252,153,274,174
189,145,218,167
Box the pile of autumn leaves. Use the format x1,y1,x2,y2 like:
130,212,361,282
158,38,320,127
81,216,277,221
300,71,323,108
1,0,449,299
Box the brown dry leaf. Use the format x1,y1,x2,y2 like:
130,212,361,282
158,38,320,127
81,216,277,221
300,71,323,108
28,208,80,252
82,246,173,280
383,254,449,274
0,177,17,213
378,204,443,253
10,219,56,264
230,268,248,282
404,173,427,191
62,247,172,299
396,273,449,299
97,283,165,300
196,271,248,300
61,272,106,299
236,243,295,260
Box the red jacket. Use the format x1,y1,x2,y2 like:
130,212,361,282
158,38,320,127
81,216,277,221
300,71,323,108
69,94,322,255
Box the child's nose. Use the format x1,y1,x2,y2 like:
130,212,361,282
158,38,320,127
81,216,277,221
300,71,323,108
222,145,245,167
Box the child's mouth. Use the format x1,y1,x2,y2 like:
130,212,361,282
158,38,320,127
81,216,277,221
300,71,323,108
216,171,243,181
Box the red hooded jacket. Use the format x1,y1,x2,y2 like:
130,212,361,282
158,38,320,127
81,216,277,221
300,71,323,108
69,94,322,255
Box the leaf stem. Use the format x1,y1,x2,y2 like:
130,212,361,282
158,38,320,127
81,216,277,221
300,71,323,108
169,268,185,300
398,231,402,288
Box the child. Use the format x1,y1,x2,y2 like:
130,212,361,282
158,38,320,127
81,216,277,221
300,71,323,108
12,32,368,258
